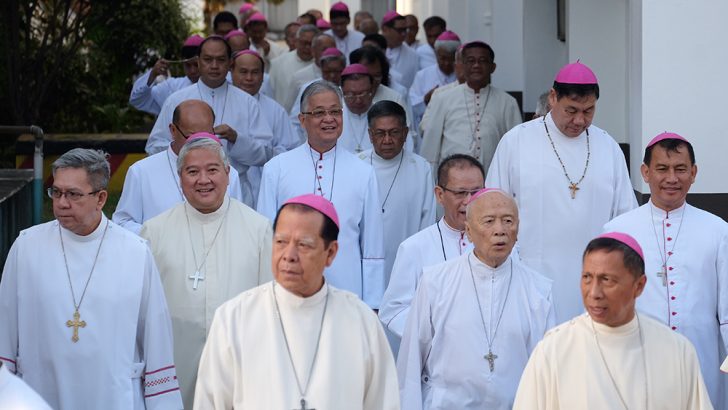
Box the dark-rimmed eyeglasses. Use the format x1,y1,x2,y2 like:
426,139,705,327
47,187,101,202
301,109,344,118
439,186,481,199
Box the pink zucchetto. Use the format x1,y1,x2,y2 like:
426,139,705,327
245,12,267,25
646,131,689,148
186,132,222,145
283,194,340,229
316,18,331,30
596,232,644,261
232,49,265,68
466,187,511,205
238,3,254,14
330,1,349,12
341,63,369,76
321,47,343,58
554,60,598,85
183,34,204,47
381,10,401,26
436,31,460,42
223,30,246,41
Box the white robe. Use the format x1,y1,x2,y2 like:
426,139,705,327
514,313,713,409
292,64,322,95
486,113,637,324
145,81,274,205
269,50,314,111
129,71,192,115
257,143,386,308
421,83,522,174
379,218,474,339
112,144,243,235
398,253,554,409
386,44,419,89
289,78,319,142
250,40,287,73
0,216,182,410
409,65,456,133
140,196,273,409
325,28,365,63
416,44,436,71
194,282,400,409
604,201,728,408
418,81,460,136
0,363,52,410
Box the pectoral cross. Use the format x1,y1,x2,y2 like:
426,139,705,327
569,183,580,199
484,350,498,372
189,270,205,290
656,265,667,287
66,310,86,343
294,398,315,410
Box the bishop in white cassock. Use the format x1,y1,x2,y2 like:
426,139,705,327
289,33,336,97
0,362,52,410
141,135,272,409
421,41,521,174
145,36,273,206
514,232,712,410
604,132,728,408
382,12,418,89
486,61,637,324
0,149,182,410
268,24,317,111
257,81,386,308
417,17,447,71
113,99,243,234
379,154,484,347
399,189,554,409
326,1,364,63
244,12,287,71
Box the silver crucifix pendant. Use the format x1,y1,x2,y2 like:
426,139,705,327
485,350,498,372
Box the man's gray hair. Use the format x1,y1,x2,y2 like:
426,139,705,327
320,52,346,67
300,80,343,113
177,138,230,174
297,24,320,38
312,33,335,48
434,39,460,54
51,148,110,191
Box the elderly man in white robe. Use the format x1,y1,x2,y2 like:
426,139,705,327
141,134,272,409
290,33,336,98
379,154,484,350
195,194,399,409
486,61,637,325
421,41,521,174
604,132,728,408
257,80,386,309
325,1,364,63
0,149,182,409
244,12,287,71
399,188,554,409
381,11,418,89
145,35,274,206
232,50,300,206
269,24,318,111
113,99,243,234
417,16,446,70
514,232,712,409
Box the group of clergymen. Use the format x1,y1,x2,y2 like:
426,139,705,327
2,1,728,410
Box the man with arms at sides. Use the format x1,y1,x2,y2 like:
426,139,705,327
399,188,554,409
113,99,243,234
486,61,637,325
604,132,728,408
381,11,418,89
257,80,386,309
194,194,399,409
326,1,364,63
244,12,287,71
269,24,319,111
514,232,712,409
141,135,272,409
0,149,182,409
417,16,446,70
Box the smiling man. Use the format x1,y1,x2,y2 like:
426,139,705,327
514,232,711,409
141,135,272,409
398,188,554,409
604,132,728,408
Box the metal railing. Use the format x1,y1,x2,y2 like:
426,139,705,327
0,125,43,224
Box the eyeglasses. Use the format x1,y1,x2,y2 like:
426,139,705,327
301,108,344,118
439,186,481,199
343,91,373,101
370,128,405,139
47,187,101,201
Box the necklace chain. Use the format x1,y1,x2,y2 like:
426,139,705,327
309,145,337,201
543,118,590,199
436,220,466,261
183,199,231,281
197,82,229,126
648,203,686,288
370,151,404,213
464,86,491,156
165,148,184,201
59,219,110,312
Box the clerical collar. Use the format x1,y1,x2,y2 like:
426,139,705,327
184,195,230,223
198,79,227,93
590,313,639,336
545,112,587,141
469,251,513,278
59,214,108,243
440,217,465,234
273,280,328,308
648,199,686,219
166,144,178,159
370,149,404,165
307,142,336,159
464,83,491,95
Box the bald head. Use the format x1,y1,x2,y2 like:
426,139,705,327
359,18,379,36
465,190,519,268
169,100,215,153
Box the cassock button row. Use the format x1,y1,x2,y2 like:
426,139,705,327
668,251,673,256
667,237,673,241
672,326,677,330
672,311,677,316
668,267,673,271
666,223,672,227
317,188,322,191
318,176,322,179
670,281,675,285
671,296,676,300
319,165,323,169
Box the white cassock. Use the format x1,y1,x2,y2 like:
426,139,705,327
145,81,273,205
418,81,460,136
604,200,728,408
325,29,365,63
0,216,182,410
380,218,474,339
292,64,322,95
386,44,419,89
140,196,273,409
194,282,400,409
398,253,554,409
257,143,386,308
129,71,192,115
486,113,637,324
416,44,436,70
409,65,456,132
0,363,52,410
339,106,414,154
250,40,287,72
514,313,713,410
247,93,301,206
357,149,435,282
289,78,319,142
421,83,521,174
269,50,314,111
112,144,243,235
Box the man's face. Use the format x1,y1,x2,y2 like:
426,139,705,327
581,249,646,327
435,166,484,231
245,22,267,44
342,76,374,115
313,36,337,66
183,58,200,82
285,24,300,50
360,59,383,89
228,35,250,53
273,207,338,297
51,168,107,236
198,40,231,88
179,148,230,214
296,31,316,61
383,19,407,48
369,115,408,160
404,15,418,45
232,54,264,96
548,89,597,138
465,192,518,268
331,16,350,39
641,144,697,212
215,22,236,37
299,91,343,149
462,47,495,89
435,47,455,76
425,25,445,47
321,59,345,84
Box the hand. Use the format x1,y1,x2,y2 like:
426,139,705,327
148,59,169,86
256,39,271,56
424,85,439,105
214,124,237,144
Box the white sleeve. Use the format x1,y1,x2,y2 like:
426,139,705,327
146,98,175,155
378,241,423,337
226,98,273,168
360,168,386,309
112,164,144,235
255,160,280,222
193,307,236,410
129,70,161,115
0,237,21,373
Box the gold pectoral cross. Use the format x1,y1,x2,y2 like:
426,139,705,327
569,183,580,199
66,310,86,343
